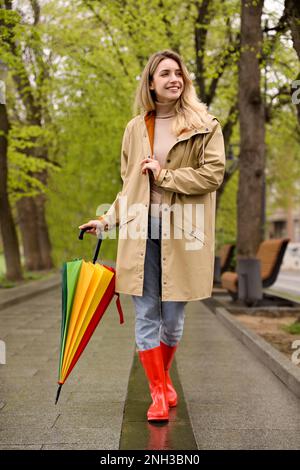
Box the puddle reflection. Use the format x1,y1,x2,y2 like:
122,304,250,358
146,407,178,450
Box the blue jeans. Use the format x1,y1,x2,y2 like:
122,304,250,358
131,215,187,351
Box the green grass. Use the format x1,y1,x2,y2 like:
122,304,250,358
282,322,300,335
0,269,58,288
0,251,59,289
0,277,16,288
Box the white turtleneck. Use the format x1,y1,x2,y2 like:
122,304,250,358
150,99,178,217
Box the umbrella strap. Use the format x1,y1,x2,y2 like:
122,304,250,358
115,293,124,324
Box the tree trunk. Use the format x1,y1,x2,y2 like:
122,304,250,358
0,103,23,281
237,0,265,258
16,190,53,271
35,191,53,269
16,197,43,271
2,1,53,272
285,0,300,124
285,0,300,62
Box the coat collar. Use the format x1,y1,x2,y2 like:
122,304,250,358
142,110,213,154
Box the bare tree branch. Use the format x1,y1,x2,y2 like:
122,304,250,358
82,0,130,78
29,0,40,25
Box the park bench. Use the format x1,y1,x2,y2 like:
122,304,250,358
220,238,290,300
214,243,235,284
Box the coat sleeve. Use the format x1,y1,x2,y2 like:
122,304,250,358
154,121,226,196
97,123,130,230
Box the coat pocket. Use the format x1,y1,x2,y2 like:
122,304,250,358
187,226,205,245
119,212,146,240
119,213,137,228
172,218,206,250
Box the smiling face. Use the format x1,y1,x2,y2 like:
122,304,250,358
149,58,184,103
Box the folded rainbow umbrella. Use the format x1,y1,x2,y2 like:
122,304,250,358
55,228,124,404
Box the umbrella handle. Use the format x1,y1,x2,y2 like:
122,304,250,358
78,227,102,264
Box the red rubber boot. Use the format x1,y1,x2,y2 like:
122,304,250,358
160,341,178,407
138,346,169,421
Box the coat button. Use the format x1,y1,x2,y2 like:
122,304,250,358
163,257,166,261
205,128,209,131
139,275,143,279
163,281,167,285
167,159,171,163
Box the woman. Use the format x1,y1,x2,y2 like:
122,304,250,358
79,49,226,422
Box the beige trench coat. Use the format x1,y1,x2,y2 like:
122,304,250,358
98,110,226,301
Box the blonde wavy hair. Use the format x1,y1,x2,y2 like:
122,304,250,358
133,49,209,137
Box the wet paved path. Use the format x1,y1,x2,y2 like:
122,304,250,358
0,288,135,449
120,353,197,450
178,301,300,449
0,286,299,449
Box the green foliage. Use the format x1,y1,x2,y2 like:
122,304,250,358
1,0,300,272
216,170,238,251
7,124,59,204
266,111,300,212
41,0,243,264
282,321,300,335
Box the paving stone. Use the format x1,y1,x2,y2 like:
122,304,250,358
53,409,122,429
0,444,43,450
196,429,300,450
42,426,119,448
41,443,102,449
190,402,300,430
0,367,38,378
0,411,59,429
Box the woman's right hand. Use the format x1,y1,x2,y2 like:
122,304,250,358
78,220,103,237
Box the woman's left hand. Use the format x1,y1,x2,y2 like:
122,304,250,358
140,157,161,180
